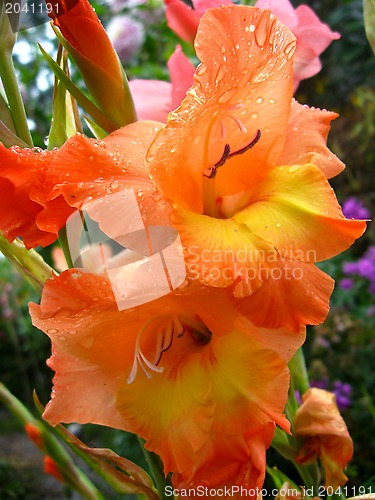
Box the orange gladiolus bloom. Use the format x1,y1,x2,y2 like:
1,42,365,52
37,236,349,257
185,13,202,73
0,6,365,332
30,270,305,489
40,6,365,332
294,388,354,489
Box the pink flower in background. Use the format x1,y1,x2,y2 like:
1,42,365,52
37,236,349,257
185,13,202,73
255,0,340,90
164,0,340,91
129,45,195,122
106,15,145,63
164,0,231,43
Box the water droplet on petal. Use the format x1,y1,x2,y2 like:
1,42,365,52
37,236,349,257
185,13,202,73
284,41,297,59
110,181,119,190
256,97,263,104
52,307,73,319
215,66,226,85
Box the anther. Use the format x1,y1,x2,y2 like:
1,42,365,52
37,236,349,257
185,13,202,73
203,130,261,179
203,143,231,179
230,129,261,157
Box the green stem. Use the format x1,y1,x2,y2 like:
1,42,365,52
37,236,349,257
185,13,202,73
0,234,53,291
138,437,172,498
0,50,33,146
58,226,74,268
289,347,310,395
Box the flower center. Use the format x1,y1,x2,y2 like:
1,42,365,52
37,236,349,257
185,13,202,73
127,314,212,384
201,112,262,218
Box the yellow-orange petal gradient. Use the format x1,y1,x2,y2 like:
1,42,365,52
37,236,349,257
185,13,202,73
29,270,304,488
233,163,366,262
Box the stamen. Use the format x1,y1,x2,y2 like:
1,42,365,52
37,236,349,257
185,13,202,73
127,315,212,384
203,129,261,180
203,143,231,179
230,129,261,157
127,318,166,384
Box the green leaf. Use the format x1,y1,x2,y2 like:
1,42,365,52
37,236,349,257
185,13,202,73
266,465,300,491
39,43,118,133
0,89,16,133
48,47,82,149
364,0,375,54
83,114,107,139
0,118,29,147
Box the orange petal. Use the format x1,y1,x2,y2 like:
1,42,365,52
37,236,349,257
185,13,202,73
172,423,276,490
148,6,296,212
45,122,170,228
233,163,366,262
171,207,277,295
294,388,353,489
278,99,345,179
235,261,334,332
0,145,72,248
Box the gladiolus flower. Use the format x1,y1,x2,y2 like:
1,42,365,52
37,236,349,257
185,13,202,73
129,45,195,122
164,0,340,91
0,6,365,332
30,270,305,488
294,388,354,489
49,0,136,128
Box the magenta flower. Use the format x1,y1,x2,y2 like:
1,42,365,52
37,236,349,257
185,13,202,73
164,0,340,91
129,45,195,122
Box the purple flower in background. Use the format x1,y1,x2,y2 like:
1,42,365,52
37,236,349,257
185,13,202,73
343,245,375,295
342,197,371,220
357,258,375,280
310,380,352,411
310,379,329,390
343,261,359,275
106,15,145,62
295,390,302,405
333,381,352,411
339,278,354,290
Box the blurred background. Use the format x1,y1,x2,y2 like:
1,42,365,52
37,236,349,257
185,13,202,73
0,0,374,497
